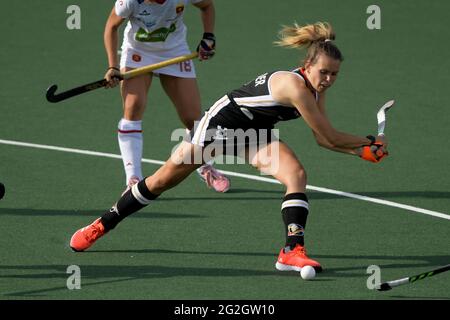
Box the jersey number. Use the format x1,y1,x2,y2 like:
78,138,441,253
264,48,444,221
179,61,192,72
255,73,268,86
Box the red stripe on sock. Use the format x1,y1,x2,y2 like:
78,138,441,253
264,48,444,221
118,129,143,134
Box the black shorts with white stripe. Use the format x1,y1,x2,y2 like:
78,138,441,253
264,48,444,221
189,95,278,156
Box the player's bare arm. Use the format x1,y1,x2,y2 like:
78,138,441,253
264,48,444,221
193,0,215,33
313,93,360,155
270,72,371,149
104,8,125,87
193,0,215,60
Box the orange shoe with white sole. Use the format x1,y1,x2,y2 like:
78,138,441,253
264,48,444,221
70,218,106,252
275,244,322,273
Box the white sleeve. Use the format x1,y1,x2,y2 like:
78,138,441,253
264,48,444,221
115,0,135,18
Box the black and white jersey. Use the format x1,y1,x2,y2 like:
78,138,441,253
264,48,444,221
190,69,318,148
228,69,318,127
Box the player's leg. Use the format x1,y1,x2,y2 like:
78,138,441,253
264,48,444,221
160,74,230,193
118,69,152,191
70,141,202,252
159,74,199,129
145,141,203,194
249,140,322,272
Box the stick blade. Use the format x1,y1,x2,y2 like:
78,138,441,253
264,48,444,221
376,100,395,135
46,85,59,103
376,283,393,291
377,100,395,121
45,78,108,103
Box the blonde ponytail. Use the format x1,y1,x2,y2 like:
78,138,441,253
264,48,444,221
274,22,343,64
274,22,334,48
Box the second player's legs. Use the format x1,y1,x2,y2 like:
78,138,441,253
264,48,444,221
118,70,153,184
120,69,153,120
159,75,201,130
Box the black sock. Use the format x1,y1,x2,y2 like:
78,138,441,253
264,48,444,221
281,193,309,249
100,179,159,231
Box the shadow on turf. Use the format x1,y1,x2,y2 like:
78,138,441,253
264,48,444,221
91,251,450,290
320,259,450,277
87,249,450,280
2,256,449,297
0,264,280,297
0,208,204,219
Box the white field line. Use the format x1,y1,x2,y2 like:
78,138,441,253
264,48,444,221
0,138,449,221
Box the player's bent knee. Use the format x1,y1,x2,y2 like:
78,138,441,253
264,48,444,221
284,168,307,189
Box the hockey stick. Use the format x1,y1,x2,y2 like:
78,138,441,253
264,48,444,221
46,52,198,103
0,182,4,200
376,264,450,291
376,100,395,136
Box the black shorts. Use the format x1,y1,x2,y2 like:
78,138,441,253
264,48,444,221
189,95,278,156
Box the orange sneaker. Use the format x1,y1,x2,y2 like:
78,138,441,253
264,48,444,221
70,218,106,252
275,244,322,273
197,164,230,193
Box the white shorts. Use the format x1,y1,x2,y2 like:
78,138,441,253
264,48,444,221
120,42,196,78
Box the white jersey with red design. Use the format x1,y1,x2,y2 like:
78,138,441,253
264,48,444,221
115,0,203,52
